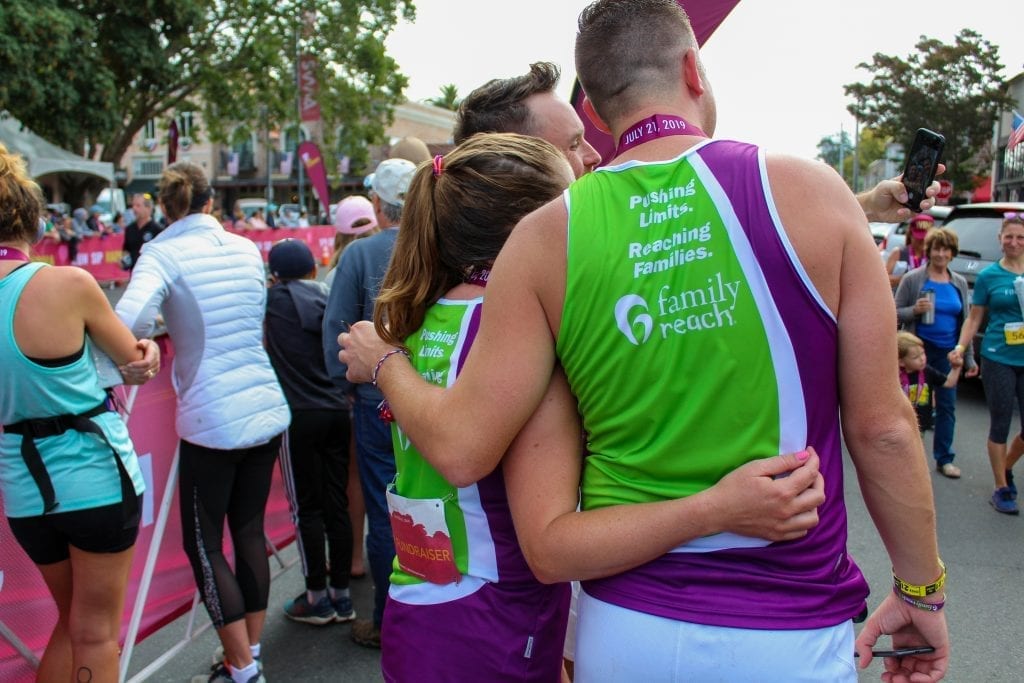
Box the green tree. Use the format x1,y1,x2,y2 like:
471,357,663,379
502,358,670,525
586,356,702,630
844,29,1011,190
816,130,853,172
818,127,890,189
427,84,461,111
0,0,415,174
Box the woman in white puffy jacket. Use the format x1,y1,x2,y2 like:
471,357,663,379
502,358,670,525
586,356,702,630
116,162,289,683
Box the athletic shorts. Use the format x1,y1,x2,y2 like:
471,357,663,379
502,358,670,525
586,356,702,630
574,590,857,682
7,496,142,565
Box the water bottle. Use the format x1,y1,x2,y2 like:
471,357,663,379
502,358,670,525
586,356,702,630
1015,276,1024,315
921,288,935,325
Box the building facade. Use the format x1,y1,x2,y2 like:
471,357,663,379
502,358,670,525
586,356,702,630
120,102,455,220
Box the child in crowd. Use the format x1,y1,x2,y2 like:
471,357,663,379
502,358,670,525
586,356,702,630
264,239,356,625
898,331,963,431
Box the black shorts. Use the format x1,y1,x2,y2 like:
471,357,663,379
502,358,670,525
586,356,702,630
7,496,142,565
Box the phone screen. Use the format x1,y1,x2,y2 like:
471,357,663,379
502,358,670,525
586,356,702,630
901,129,945,209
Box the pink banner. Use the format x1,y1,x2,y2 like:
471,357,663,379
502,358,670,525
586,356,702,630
29,226,338,283
297,142,331,219
229,224,336,266
298,55,321,123
32,234,128,283
0,338,297,681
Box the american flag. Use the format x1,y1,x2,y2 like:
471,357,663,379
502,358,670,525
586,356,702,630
1009,111,1024,152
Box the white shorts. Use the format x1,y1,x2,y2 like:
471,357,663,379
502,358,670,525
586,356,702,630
574,590,857,683
563,581,580,661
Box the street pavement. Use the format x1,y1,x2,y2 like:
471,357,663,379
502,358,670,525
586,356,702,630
104,276,1023,681
121,378,1024,682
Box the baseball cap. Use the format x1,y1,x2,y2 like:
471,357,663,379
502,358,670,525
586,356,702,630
371,158,416,207
389,136,431,164
910,213,935,235
268,238,316,280
334,195,378,235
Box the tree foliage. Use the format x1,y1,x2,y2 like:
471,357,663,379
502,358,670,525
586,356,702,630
816,130,853,171
844,29,1011,189
427,84,461,111
817,127,888,189
0,0,415,173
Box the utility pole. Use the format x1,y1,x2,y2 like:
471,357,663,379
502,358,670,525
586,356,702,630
295,25,305,211
262,105,272,206
852,116,860,192
838,123,845,185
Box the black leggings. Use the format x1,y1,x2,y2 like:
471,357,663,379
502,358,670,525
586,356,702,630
981,357,1024,444
280,409,352,591
178,435,281,628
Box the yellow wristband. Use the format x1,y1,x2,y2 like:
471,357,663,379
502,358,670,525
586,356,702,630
893,559,946,598
953,344,965,353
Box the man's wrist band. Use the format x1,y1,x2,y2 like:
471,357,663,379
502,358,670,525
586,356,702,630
893,559,945,597
953,344,965,353
372,348,410,387
894,586,945,612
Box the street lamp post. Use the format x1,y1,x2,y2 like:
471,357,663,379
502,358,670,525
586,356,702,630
294,25,305,212
262,105,272,206
852,116,860,193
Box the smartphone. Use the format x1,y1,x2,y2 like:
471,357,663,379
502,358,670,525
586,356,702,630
900,128,945,210
854,646,936,658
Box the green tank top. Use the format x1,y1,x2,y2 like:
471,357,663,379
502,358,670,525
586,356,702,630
557,150,783,511
390,297,486,586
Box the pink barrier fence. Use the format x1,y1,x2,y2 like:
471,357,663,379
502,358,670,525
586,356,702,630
0,340,298,681
31,225,338,282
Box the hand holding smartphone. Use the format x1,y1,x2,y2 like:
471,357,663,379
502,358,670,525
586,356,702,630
855,645,936,659
901,128,945,210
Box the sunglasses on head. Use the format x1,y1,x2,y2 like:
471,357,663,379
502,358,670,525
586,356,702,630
1006,212,1023,220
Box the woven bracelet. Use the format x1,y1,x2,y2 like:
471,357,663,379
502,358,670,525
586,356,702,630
894,586,945,612
372,348,410,387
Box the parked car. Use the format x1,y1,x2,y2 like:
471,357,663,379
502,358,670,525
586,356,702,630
943,202,1024,371
875,205,953,259
234,198,268,220
871,221,901,251
276,203,303,227
945,202,1024,288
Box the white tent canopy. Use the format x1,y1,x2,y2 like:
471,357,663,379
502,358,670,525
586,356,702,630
0,112,113,182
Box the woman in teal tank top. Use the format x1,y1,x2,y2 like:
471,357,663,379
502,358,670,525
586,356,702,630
0,144,159,683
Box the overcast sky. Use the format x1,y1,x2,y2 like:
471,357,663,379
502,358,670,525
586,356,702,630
386,0,1024,159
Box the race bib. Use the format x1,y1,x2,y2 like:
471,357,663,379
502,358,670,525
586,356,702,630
1004,322,1024,345
386,487,461,585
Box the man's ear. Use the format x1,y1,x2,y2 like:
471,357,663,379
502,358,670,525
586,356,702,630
682,47,705,96
582,97,611,134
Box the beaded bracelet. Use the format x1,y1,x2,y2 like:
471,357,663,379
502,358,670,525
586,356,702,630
894,586,945,612
372,348,410,387
893,559,945,597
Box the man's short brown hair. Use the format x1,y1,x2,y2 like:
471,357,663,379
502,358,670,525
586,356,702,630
453,62,560,144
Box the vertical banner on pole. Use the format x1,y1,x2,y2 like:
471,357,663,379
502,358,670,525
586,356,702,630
298,55,321,123
298,141,330,218
167,119,179,164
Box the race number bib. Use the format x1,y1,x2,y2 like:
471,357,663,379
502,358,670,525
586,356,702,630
1004,322,1024,345
386,486,461,585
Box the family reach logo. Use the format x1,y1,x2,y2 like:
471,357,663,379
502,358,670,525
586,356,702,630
614,295,653,345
